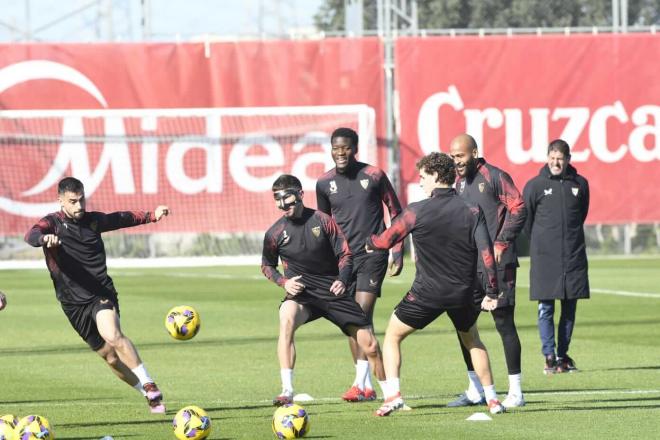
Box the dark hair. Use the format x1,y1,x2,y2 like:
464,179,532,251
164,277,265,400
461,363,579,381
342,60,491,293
272,174,302,192
548,139,571,157
58,177,84,195
331,127,358,150
416,152,456,186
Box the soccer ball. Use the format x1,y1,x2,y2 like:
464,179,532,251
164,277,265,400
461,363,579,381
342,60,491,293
272,404,310,439
172,405,212,440
165,305,201,340
15,415,54,440
0,414,17,440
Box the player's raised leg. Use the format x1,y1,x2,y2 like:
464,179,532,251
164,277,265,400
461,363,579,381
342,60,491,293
96,307,165,413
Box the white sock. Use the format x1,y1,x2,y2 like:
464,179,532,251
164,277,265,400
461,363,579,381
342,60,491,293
466,371,484,401
508,373,522,396
377,380,390,398
387,378,400,398
354,360,369,390
133,382,147,396
483,384,497,402
130,364,154,386
280,368,293,395
364,368,374,390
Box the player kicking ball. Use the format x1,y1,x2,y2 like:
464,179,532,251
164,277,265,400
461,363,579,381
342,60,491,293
25,177,168,413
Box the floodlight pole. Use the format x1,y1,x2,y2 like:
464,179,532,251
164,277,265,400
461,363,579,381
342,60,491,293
377,0,418,192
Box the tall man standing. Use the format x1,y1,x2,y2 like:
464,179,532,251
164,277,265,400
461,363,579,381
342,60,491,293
25,177,168,413
262,174,387,406
316,127,404,402
448,134,527,409
523,139,590,374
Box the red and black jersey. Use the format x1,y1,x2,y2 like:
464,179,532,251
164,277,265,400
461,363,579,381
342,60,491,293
25,210,153,305
456,158,527,268
367,188,498,309
261,207,353,300
316,161,403,259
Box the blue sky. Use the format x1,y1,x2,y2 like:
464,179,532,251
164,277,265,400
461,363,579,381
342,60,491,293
0,0,325,42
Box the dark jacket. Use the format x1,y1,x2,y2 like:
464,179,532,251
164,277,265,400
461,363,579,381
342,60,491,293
523,164,590,301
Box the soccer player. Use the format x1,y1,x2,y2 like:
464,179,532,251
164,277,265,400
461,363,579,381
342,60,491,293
316,127,403,402
0,291,6,311
448,134,527,409
25,177,169,414
523,139,590,374
366,152,505,416
262,174,387,406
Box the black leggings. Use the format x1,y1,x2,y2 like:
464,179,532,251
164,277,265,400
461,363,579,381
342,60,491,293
458,305,521,375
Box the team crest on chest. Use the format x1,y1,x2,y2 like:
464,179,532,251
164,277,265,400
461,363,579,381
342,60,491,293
311,226,321,237
572,187,579,196
360,179,369,190
329,180,338,194
478,182,485,193
459,180,466,193
90,221,98,232
282,230,290,245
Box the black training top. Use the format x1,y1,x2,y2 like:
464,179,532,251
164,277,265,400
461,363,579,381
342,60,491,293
261,207,353,300
25,210,154,305
367,188,498,309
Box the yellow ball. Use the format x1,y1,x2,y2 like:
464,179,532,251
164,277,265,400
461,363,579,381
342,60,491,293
272,404,310,439
173,405,212,440
15,415,54,440
165,305,201,340
0,419,15,440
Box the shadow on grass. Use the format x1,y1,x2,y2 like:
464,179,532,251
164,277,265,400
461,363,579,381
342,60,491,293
596,365,660,372
58,436,139,439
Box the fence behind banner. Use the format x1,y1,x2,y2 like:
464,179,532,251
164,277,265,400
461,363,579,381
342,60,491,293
0,105,377,262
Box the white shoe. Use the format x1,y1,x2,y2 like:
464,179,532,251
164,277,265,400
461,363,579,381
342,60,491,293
502,393,525,408
487,399,506,414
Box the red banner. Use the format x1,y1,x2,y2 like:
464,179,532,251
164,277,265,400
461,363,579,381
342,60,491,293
0,40,384,234
396,34,660,223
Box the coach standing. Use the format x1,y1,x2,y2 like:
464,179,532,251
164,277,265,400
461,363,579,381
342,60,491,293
523,139,590,375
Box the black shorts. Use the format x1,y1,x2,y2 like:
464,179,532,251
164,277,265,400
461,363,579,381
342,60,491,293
346,251,389,297
474,264,517,306
61,296,119,351
290,294,372,336
394,293,480,332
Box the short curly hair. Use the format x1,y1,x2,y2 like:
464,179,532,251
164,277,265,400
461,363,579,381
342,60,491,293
415,152,456,186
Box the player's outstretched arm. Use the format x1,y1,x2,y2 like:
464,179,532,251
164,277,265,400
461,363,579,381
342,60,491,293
25,217,60,248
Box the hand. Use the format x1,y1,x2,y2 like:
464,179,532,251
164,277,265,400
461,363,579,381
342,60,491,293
388,258,402,277
494,246,503,265
329,280,346,296
480,296,498,311
43,234,61,248
154,206,170,221
0,291,6,311
284,275,305,296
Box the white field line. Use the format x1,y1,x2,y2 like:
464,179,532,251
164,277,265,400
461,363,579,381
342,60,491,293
9,388,660,408
110,271,660,299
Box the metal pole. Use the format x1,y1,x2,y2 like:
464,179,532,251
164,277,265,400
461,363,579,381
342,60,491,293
24,0,31,41
612,0,619,33
141,0,151,40
621,0,628,33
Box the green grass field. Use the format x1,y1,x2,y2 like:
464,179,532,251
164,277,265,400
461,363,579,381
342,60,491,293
1,257,659,439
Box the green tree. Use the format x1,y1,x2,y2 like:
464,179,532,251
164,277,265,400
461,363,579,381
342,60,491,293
314,0,660,31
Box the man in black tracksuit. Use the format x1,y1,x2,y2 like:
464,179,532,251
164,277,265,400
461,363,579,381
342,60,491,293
262,174,386,406
449,133,527,409
523,139,590,374
25,176,169,413
365,152,505,417
316,127,404,401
